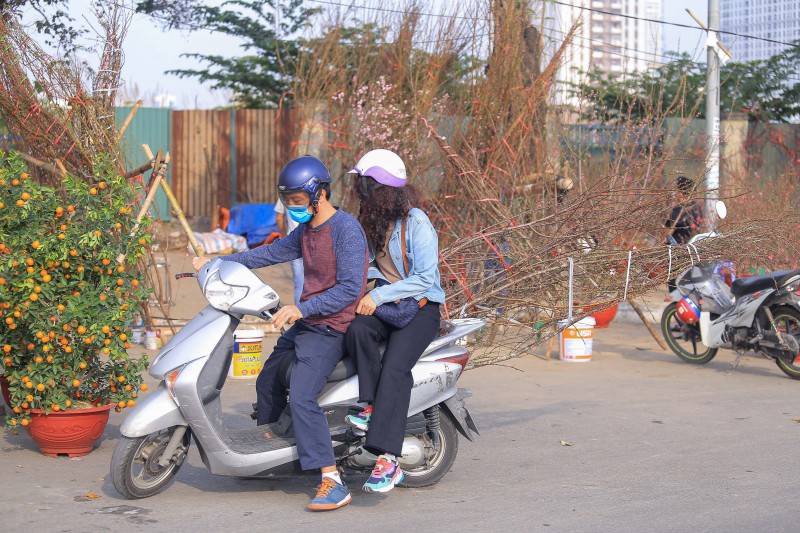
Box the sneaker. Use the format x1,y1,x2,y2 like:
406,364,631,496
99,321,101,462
307,477,352,511
363,455,404,493
345,405,373,431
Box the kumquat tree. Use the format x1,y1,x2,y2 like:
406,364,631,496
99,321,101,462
0,152,151,428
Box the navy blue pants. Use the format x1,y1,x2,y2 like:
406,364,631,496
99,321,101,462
255,320,344,470
345,303,440,456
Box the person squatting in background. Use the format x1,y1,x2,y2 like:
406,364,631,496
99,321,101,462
665,175,705,296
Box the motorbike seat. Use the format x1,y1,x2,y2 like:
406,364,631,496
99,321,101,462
276,320,454,389
277,342,386,388
730,270,793,298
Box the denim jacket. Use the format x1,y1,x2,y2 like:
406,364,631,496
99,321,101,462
368,207,445,306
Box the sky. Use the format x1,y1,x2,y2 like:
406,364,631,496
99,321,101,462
24,1,713,109
663,2,708,57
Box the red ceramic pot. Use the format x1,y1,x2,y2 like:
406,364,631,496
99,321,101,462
25,404,113,457
0,374,11,408
589,304,619,329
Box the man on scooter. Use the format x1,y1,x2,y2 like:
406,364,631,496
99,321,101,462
193,156,368,511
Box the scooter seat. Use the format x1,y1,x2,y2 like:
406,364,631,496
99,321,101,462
279,355,357,387
730,270,793,298
278,350,370,389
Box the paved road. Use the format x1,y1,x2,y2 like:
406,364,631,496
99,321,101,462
2,322,799,532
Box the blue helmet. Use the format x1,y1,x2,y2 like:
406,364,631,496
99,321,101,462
277,156,331,206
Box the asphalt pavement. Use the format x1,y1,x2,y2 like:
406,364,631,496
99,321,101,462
3,317,800,532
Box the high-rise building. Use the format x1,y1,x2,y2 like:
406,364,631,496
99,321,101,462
720,0,800,62
544,0,663,102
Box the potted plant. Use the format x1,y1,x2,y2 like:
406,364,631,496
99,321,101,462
0,153,151,457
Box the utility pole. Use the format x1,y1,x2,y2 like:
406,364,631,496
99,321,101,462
705,0,721,225
688,4,732,227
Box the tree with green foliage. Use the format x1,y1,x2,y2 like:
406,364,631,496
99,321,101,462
1,0,83,52
136,0,319,108
571,41,800,124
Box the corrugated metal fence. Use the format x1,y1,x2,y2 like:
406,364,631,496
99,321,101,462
115,107,296,219
116,107,171,219
171,109,296,218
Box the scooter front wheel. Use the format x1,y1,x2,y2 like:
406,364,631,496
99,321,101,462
661,302,718,364
111,427,190,499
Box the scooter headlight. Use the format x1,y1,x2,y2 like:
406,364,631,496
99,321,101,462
783,275,800,294
204,271,249,310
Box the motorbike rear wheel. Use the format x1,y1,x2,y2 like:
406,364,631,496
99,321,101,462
398,411,458,488
111,427,190,499
661,302,718,364
772,307,800,380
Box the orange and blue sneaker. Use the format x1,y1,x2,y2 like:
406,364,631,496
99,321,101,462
363,454,404,493
345,405,373,431
307,477,352,511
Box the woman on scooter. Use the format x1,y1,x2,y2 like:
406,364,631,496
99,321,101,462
343,149,445,493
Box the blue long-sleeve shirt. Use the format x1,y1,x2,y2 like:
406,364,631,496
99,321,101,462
224,209,368,332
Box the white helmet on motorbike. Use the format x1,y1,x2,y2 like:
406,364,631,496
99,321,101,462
347,149,407,188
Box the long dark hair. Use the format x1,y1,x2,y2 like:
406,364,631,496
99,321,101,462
357,184,419,256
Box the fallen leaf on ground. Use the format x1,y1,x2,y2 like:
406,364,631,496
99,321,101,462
85,493,101,499
792,418,800,423
560,439,573,446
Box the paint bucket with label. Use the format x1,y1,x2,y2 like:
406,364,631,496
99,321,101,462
558,317,596,362
229,329,264,378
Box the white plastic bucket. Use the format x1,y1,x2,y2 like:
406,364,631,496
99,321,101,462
144,330,159,350
131,327,144,345
229,329,264,379
558,317,596,362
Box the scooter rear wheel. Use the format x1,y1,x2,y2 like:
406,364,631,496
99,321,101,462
772,307,800,380
398,411,458,488
661,302,718,364
111,427,190,499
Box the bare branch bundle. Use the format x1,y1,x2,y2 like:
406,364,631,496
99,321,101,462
289,0,800,368
0,7,132,182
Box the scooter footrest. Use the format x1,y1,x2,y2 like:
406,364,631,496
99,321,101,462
227,424,296,454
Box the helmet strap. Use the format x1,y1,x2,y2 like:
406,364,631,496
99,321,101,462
308,185,327,218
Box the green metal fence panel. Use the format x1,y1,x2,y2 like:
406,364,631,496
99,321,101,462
115,107,171,220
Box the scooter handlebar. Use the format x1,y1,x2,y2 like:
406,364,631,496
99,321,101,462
175,272,197,280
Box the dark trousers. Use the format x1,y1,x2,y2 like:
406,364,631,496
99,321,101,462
255,320,345,470
345,303,440,456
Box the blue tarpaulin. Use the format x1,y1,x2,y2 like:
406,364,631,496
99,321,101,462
226,203,279,247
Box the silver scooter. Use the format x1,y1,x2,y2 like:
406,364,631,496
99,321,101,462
661,203,800,378
111,258,483,499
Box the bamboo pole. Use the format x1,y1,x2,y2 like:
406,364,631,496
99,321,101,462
116,99,143,141
117,149,165,264
628,299,669,351
160,178,204,257
54,159,67,177
18,152,65,178
142,144,204,257
123,159,155,180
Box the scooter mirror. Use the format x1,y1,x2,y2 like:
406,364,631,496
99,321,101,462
715,200,727,220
